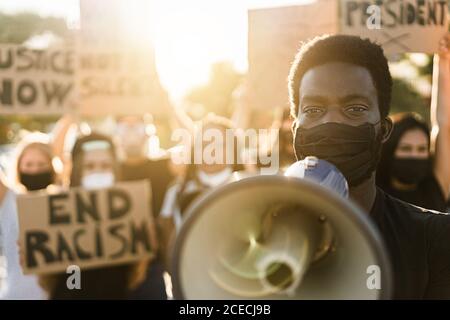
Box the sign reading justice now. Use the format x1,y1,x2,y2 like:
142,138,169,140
0,45,76,114
17,180,157,275
0,45,167,115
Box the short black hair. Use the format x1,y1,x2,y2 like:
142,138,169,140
288,34,392,119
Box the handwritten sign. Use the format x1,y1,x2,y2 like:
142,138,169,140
340,0,449,54
247,0,448,110
247,0,338,110
78,49,169,116
0,45,76,114
79,0,170,116
17,180,157,275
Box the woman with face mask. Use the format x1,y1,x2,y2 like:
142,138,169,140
36,132,158,299
70,133,118,190
376,36,450,212
16,142,57,192
376,113,448,212
0,135,57,299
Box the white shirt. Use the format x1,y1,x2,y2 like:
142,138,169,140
0,190,47,300
160,181,195,229
160,168,234,229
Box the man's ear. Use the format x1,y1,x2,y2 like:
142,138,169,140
381,117,393,143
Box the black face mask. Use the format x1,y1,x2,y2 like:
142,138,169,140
19,171,53,191
391,158,431,185
293,122,382,187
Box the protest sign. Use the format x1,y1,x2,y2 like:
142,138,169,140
0,44,170,116
0,1,170,116
247,0,338,110
77,48,170,116
79,0,122,48
17,180,156,275
0,44,76,114
78,0,169,116
247,0,448,110
80,0,153,49
340,0,449,54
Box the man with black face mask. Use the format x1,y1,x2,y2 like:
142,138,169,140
288,34,450,299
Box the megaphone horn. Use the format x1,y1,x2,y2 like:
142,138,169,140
171,162,392,300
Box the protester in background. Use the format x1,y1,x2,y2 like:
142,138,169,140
14,138,58,192
377,114,448,211
159,114,244,266
116,115,174,218
51,114,78,187
0,134,57,299
37,132,161,299
377,35,450,212
115,115,172,299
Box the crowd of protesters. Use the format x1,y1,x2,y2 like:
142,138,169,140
0,32,449,299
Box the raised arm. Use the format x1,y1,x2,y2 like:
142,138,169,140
431,33,450,198
51,114,77,162
169,103,195,133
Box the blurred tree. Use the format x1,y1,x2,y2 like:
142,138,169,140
0,12,71,144
185,62,243,120
416,54,434,76
390,78,430,123
0,12,69,44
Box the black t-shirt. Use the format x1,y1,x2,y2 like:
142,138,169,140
371,188,450,299
383,176,447,213
51,264,131,299
120,159,173,217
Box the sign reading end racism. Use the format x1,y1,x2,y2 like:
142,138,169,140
340,0,449,54
17,180,156,275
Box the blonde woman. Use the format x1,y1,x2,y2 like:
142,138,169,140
0,134,57,300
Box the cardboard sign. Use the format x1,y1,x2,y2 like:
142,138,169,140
340,0,449,54
79,0,123,48
78,49,169,116
0,44,170,116
247,0,338,110
247,0,449,110
17,180,156,275
1,1,169,116
0,45,77,114
80,0,155,48
78,0,169,116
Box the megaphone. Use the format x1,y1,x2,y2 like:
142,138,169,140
171,158,392,299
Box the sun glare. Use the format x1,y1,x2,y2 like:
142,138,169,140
0,0,308,101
